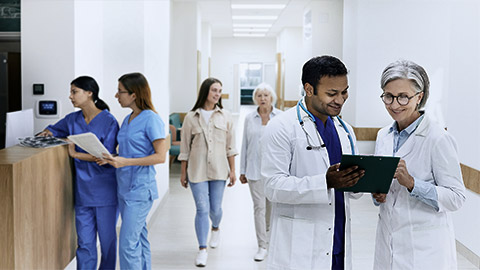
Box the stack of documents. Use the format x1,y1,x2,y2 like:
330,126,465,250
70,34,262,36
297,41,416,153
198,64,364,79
67,132,111,159
19,136,68,148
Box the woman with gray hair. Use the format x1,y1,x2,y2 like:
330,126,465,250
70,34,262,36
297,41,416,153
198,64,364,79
239,82,282,262
372,60,466,269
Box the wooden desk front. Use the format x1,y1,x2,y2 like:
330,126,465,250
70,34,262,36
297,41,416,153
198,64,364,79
0,145,76,269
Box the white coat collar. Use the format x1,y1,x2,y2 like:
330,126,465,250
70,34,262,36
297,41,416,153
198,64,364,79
384,113,430,157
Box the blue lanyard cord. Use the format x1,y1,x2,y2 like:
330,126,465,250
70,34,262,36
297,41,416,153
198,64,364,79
337,116,356,155
297,99,356,155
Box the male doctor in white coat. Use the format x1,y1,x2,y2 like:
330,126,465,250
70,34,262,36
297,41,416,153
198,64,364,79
261,55,364,270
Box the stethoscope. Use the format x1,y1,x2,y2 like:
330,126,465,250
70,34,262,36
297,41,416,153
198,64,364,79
296,99,356,155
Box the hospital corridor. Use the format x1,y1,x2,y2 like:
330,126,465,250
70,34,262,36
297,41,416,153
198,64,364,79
1,0,480,269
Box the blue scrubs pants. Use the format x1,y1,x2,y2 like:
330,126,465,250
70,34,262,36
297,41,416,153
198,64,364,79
118,198,153,270
75,205,118,270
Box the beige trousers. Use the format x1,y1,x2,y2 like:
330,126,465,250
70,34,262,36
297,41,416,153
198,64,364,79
248,179,272,249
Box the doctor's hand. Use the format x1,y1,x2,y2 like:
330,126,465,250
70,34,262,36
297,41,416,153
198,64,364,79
239,174,248,184
326,163,365,189
394,159,414,192
372,193,387,203
227,171,236,187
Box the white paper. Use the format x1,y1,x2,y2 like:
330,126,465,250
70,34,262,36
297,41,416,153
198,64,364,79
67,132,111,159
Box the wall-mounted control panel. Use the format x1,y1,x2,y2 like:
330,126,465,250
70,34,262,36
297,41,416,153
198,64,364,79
35,100,60,119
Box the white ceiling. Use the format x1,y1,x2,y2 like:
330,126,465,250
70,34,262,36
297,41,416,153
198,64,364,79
193,0,310,37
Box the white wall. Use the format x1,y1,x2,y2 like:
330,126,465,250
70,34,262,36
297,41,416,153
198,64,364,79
343,0,480,257
169,1,200,113
211,37,277,113
277,27,304,101
22,0,171,223
22,0,75,133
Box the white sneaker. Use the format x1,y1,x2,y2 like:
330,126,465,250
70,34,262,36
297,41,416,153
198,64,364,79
209,229,220,248
254,247,268,261
195,249,208,267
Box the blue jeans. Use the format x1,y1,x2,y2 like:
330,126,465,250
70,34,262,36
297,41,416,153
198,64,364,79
118,199,153,270
189,180,226,248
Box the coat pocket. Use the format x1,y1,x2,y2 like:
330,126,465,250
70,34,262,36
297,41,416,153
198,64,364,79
271,215,315,269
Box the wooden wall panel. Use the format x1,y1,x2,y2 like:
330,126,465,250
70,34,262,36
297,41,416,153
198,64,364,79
461,164,480,195
352,127,381,141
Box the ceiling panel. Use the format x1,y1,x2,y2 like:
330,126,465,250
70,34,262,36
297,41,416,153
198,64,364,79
196,0,310,38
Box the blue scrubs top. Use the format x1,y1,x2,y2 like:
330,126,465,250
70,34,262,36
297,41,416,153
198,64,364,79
47,110,119,207
314,116,345,257
117,110,165,201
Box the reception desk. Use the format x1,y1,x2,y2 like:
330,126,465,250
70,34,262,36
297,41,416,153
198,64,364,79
0,145,76,269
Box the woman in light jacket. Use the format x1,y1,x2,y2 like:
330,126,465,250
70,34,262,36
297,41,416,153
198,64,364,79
373,60,466,269
239,83,282,262
178,77,238,267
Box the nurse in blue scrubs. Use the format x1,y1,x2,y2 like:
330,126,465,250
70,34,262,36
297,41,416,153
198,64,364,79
38,76,119,270
99,72,167,270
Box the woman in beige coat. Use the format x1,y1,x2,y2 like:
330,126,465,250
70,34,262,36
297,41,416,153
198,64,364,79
178,77,238,267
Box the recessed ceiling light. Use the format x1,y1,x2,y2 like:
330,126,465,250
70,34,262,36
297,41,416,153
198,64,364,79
233,28,269,32
231,4,286,10
233,24,272,28
233,33,266,37
232,15,278,20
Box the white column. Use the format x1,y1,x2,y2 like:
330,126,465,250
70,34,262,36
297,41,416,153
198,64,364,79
169,1,201,113
303,0,344,59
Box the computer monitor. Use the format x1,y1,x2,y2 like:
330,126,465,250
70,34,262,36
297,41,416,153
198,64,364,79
5,109,34,148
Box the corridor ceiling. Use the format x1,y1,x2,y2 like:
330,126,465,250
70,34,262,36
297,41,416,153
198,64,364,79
194,0,310,37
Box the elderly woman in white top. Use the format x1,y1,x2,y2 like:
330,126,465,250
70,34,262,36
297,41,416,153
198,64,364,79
373,60,466,269
239,83,282,262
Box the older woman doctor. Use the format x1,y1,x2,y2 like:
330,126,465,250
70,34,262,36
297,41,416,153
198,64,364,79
373,60,466,269
239,83,282,261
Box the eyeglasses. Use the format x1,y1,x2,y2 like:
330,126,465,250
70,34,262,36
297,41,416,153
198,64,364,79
380,92,420,106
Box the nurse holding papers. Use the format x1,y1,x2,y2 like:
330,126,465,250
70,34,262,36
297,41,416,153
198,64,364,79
68,132,113,159
38,76,119,270
338,155,400,193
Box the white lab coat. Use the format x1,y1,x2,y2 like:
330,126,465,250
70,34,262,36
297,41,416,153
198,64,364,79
374,114,466,270
261,99,359,270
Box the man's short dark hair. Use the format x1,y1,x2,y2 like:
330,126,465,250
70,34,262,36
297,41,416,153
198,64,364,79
301,55,348,94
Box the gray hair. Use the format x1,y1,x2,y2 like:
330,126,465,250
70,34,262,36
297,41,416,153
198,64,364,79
380,60,430,110
252,83,277,106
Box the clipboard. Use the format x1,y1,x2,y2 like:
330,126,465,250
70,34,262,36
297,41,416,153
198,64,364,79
67,132,111,159
337,154,400,193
